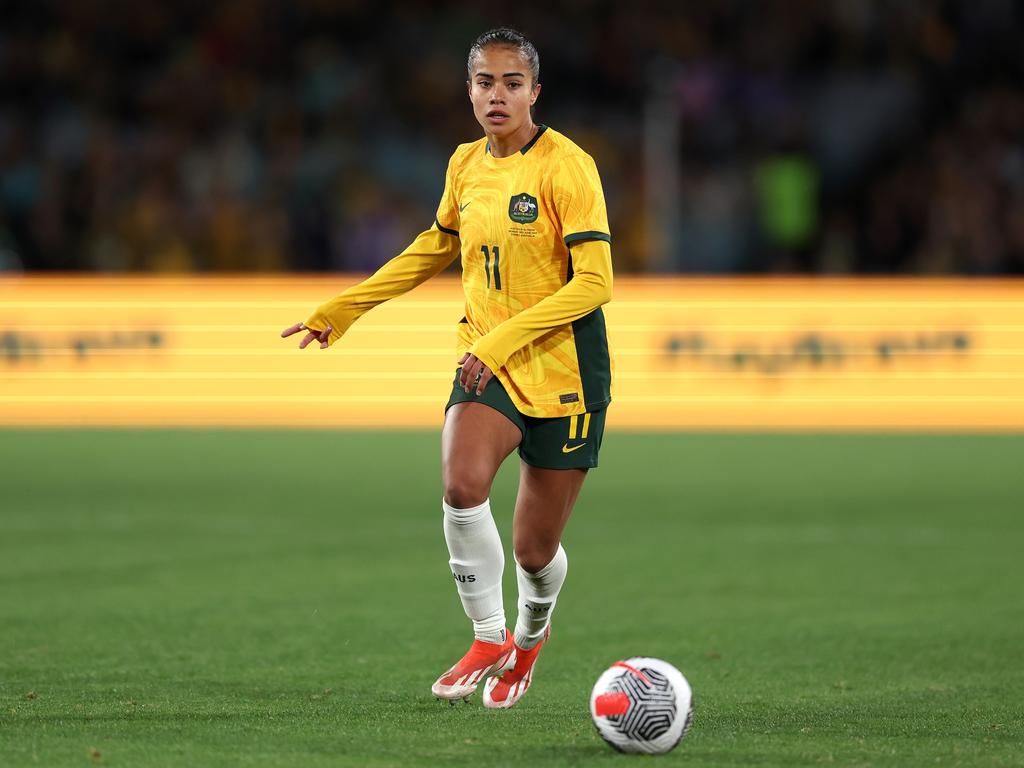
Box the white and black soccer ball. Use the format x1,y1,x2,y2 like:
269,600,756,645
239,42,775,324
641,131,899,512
590,657,694,754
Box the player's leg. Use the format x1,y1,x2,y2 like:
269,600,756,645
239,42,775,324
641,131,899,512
483,407,606,708
482,463,587,708
442,400,522,509
513,462,585,641
441,400,521,643
432,397,522,700
511,463,586,573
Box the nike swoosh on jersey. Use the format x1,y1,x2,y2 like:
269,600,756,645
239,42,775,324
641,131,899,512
561,443,587,454
459,202,471,212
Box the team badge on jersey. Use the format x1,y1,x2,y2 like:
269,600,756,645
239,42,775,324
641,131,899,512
508,193,539,224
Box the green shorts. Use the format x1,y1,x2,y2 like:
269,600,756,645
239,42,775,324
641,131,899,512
445,369,607,470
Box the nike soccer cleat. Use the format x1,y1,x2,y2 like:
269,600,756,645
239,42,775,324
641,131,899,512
481,626,549,709
431,631,514,702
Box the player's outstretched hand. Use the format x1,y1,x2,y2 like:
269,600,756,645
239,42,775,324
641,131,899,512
281,323,333,349
458,352,494,396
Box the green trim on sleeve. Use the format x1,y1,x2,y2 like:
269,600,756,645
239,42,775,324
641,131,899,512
435,218,459,237
564,230,611,246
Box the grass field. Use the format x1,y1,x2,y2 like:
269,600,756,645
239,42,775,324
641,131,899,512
1,430,1022,767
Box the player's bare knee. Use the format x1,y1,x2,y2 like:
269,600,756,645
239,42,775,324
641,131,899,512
515,544,557,574
443,477,490,509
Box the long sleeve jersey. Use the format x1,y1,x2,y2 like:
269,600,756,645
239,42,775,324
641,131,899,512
304,125,614,417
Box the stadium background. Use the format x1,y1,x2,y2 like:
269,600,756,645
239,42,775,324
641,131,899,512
2,2,1022,766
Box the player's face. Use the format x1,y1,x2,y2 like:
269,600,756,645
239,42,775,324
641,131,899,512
468,45,541,141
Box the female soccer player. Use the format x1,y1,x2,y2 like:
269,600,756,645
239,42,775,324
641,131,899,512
282,28,613,709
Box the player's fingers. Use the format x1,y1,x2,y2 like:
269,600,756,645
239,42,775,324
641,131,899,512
460,358,480,391
298,331,318,349
458,356,475,389
464,360,483,391
281,322,305,338
475,368,493,396
466,364,485,394
318,325,333,348
457,352,470,365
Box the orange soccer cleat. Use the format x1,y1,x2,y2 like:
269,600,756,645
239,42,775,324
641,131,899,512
431,631,515,702
481,626,550,709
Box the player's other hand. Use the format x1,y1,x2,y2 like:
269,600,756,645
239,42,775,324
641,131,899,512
458,352,494,396
281,323,333,349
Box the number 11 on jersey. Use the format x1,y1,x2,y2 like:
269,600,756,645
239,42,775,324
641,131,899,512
481,245,502,290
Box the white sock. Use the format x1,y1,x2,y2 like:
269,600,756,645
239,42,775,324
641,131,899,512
514,544,567,650
443,498,506,645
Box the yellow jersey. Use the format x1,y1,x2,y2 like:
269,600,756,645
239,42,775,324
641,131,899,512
305,125,614,418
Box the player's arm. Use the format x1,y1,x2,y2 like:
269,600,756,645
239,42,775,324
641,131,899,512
467,237,612,375
284,153,463,349
289,225,459,347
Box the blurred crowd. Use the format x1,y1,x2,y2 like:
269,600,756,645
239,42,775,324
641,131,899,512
0,0,1021,274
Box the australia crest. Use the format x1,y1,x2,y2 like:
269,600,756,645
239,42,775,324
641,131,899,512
508,193,539,224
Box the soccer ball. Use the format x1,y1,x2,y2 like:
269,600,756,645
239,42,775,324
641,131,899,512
590,657,694,754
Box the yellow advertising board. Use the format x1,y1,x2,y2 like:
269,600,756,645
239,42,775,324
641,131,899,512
1,276,1022,429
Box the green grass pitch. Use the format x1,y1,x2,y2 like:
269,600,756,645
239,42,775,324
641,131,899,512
1,430,1022,767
